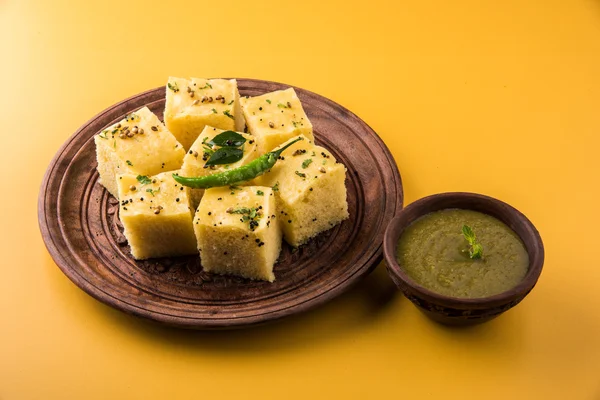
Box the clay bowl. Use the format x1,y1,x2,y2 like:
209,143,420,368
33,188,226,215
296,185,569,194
383,192,544,325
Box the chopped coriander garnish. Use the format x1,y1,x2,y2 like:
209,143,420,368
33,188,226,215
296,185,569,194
167,82,179,92
126,160,133,166
136,175,152,185
277,103,288,108
203,146,215,155
226,206,262,230
295,171,306,178
146,188,160,196
212,108,217,114
302,159,313,169
197,82,213,90
311,151,316,156
266,99,271,104
257,190,264,196
228,100,234,105
227,207,251,215
223,110,234,120
272,182,279,192
98,131,108,139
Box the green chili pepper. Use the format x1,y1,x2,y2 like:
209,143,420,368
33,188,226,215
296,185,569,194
172,137,304,189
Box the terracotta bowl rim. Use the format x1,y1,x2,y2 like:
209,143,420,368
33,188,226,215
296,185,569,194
383,192,545,309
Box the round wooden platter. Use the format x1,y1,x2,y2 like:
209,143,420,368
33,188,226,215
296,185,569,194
38,78,403,329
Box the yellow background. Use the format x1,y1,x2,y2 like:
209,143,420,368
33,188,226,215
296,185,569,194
1,0,599,398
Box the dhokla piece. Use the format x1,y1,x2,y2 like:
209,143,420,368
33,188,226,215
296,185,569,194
255,135,349,247
180,126,259,209
194,186,281,282
240,88,314,154
95,106,185,199
117,172,198,260
164,77,245,150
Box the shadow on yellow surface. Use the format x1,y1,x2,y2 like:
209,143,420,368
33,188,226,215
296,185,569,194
44,248,537,357
44,253,403,351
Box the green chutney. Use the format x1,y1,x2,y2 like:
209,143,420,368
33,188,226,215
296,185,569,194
396,209,529,298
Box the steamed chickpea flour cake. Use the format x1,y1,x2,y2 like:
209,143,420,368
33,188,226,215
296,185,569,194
181,126,258,209
117,172,197,259
240,88,314,155
164,77,245,150
94,77,349,282
94,106,185,199
254,136,348,247
194,186,281,282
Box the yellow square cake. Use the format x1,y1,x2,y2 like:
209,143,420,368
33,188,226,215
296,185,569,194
164,77,245,150
117,172,198,260
194,186,281,282
255,135,349,247
180,126,258,209
240,88,314,154
94,106,185,199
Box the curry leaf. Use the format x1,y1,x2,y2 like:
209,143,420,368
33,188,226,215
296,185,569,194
204,147,243,166
209,131,246,147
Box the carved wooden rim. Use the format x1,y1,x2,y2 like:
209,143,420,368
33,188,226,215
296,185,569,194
38,78,403,329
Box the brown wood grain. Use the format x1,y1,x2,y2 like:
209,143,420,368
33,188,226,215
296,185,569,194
38,79,404,329
383,192,544,325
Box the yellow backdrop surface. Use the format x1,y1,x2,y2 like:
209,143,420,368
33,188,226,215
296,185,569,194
1,0,599,399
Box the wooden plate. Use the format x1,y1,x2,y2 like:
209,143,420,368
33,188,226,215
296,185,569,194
38,79,403,329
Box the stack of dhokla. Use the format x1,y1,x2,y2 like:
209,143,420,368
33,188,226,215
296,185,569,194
95,77,348,282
